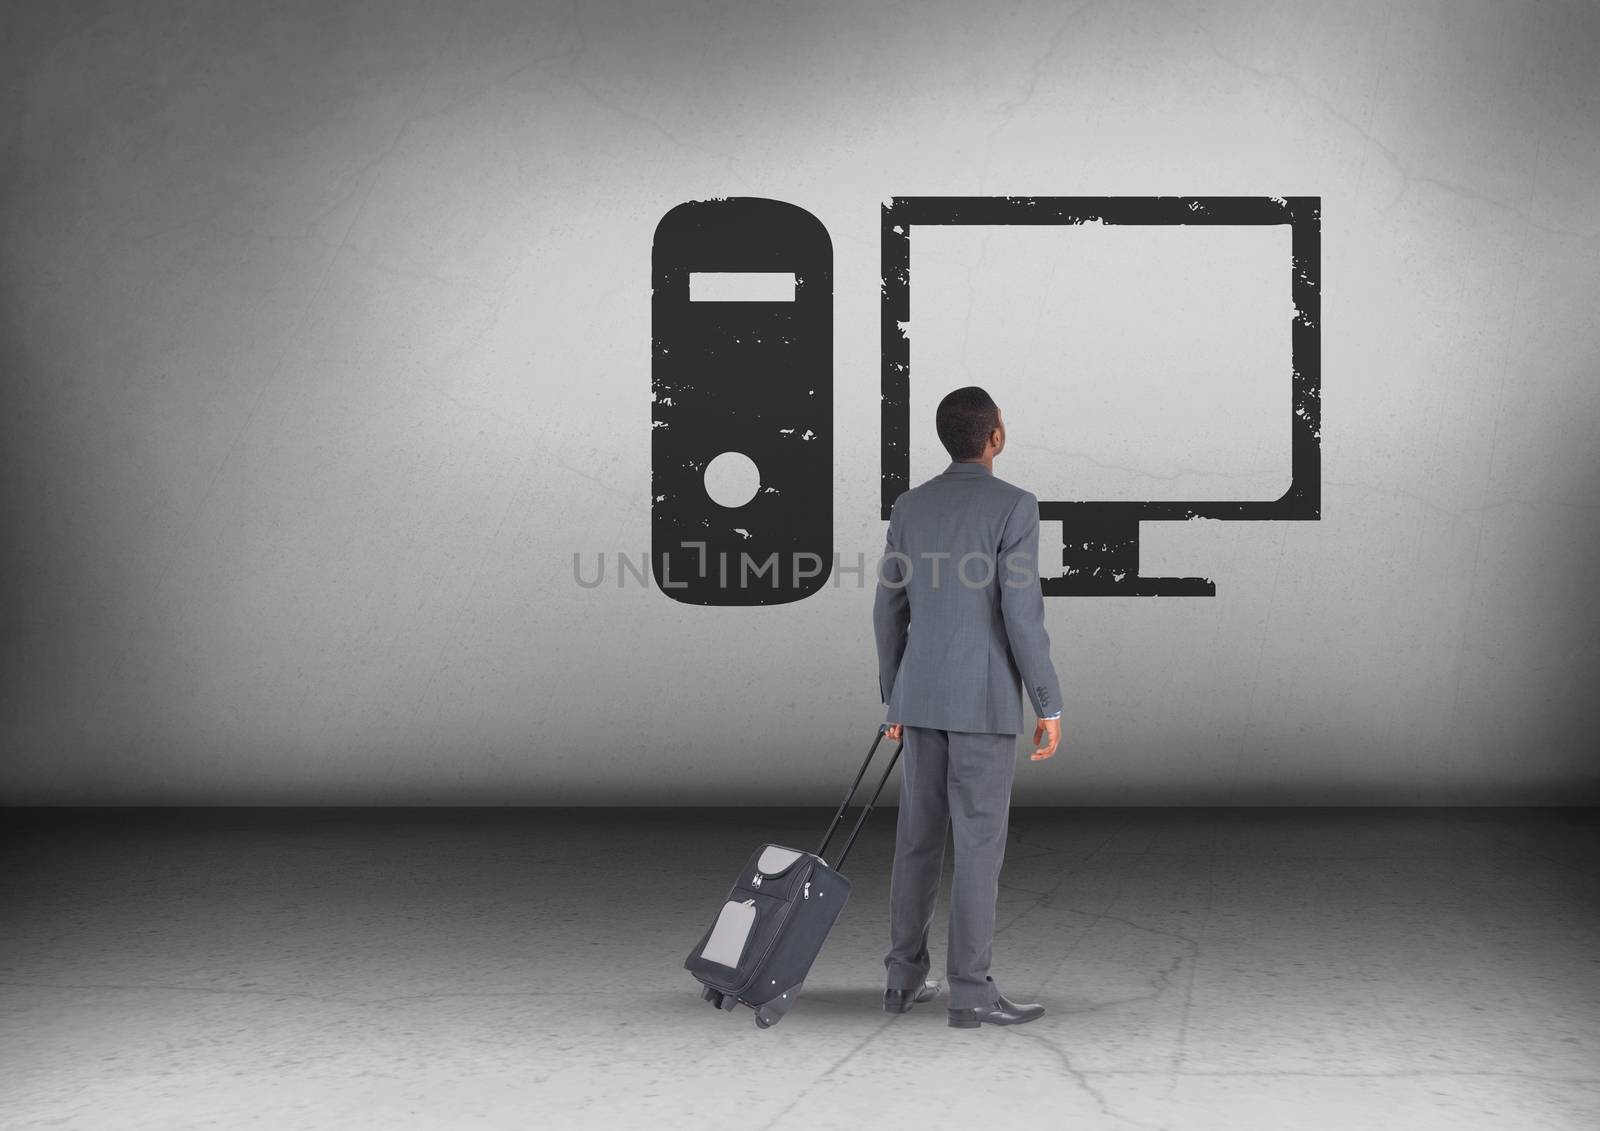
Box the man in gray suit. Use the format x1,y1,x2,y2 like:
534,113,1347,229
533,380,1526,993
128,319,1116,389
873,385,1063,1029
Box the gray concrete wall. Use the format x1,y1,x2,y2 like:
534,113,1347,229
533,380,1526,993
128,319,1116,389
3,0,1597,804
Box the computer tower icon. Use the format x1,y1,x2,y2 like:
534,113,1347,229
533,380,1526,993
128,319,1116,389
653,197,834,605
880,196,1321,597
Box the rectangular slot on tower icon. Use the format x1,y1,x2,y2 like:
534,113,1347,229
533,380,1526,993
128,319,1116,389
689,272,797,302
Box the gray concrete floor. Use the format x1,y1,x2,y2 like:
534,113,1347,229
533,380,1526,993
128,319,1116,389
1,808,1597,1130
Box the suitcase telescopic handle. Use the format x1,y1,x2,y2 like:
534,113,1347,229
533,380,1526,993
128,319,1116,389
815,724,905,874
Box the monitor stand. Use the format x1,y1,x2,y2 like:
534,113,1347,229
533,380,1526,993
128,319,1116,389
1040,514,1215,597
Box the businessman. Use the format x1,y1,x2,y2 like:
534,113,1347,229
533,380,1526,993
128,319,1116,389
873,386,1063,1030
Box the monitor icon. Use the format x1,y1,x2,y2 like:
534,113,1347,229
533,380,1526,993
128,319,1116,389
880,196,1321,597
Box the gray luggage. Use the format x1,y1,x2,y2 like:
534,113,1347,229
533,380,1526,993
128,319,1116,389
683,726,904,1028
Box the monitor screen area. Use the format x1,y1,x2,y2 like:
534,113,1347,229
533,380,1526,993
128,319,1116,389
905,222,1295,504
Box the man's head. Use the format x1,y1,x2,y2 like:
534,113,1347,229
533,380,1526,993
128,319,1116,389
935,386,1005,462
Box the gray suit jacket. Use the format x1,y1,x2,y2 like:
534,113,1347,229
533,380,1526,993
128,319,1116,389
873,461,1063,736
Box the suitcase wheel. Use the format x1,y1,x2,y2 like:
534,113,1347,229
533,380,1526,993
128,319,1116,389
754,983,802,1029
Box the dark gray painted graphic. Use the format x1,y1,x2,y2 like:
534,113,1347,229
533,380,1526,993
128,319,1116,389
881,196,1322,597
652,198,834,605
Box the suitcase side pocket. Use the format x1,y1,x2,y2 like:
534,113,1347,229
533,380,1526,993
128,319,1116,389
699,898,758,969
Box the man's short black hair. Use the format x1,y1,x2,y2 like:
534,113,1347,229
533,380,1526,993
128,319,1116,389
935,386,1000,461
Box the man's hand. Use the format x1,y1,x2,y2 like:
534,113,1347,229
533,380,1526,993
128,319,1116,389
885,723,903,742
1030,717,1061,761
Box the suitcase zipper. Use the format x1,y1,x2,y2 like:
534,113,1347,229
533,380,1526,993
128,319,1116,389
750,850,823,891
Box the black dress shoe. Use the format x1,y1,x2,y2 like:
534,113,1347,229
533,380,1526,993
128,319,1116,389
883,979,942,1013
947,991,1045,1028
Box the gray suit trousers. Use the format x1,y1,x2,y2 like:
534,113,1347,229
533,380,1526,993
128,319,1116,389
883,725,1018,1009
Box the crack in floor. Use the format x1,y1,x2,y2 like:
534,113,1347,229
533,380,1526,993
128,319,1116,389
1006,1025,1173,1131
983,815,1190,1129
1169,826,1220,1097
754,1016,898,1131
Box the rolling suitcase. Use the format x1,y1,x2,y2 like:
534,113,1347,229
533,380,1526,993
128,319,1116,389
684,724,905,1028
